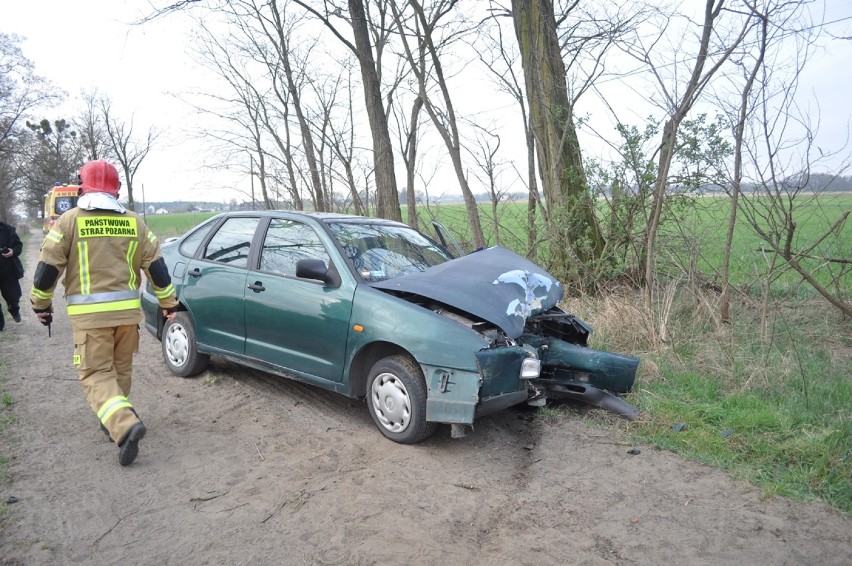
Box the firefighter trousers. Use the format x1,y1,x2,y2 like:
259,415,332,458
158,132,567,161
73,323,141,444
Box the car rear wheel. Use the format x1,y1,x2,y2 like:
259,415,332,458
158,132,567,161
366,355,437,444
162,312,210,377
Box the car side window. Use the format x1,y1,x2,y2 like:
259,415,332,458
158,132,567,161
260,218,330,276
179,219,217,258
202,217,259,267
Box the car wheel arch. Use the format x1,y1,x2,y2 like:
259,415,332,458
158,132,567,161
162,310,210,377
156,302,188,341
348,341,414,398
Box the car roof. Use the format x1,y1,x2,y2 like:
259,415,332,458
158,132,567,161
220,210,409,227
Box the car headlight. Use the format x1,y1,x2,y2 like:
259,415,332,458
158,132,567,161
520,357,541,379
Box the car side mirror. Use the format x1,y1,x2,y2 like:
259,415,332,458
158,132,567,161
296,258,342,288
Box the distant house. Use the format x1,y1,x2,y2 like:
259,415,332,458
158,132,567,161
155,208,169,214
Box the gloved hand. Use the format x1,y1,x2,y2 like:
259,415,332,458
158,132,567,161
163,301,181,322
33,306,53,326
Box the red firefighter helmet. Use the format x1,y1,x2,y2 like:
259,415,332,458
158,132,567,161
78,160,121,196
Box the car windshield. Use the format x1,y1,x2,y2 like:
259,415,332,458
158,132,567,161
327,221,453,282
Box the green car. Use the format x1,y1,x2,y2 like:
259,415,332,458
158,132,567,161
142,211,639,444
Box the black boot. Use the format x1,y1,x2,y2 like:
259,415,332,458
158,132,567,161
118,422,146,466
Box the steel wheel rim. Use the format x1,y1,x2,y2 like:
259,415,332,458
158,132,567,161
371,372,411,433
165,323,189,367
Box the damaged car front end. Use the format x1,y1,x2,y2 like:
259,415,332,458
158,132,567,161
367,245,641,430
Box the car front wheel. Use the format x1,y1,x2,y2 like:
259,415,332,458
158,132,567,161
366,355,437,444
162,311,210,377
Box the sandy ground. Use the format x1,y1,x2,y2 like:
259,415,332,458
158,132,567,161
1,228,850,566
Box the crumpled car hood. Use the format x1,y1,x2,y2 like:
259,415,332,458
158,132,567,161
370,246,563,339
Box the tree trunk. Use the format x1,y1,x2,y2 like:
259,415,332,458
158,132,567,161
405,95,423,230
349,0,402,221
525,112,542,259
512,0,604,268
722,7,767,323
344,161,364,215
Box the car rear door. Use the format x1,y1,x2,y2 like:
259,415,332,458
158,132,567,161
180,216,261,355
243,217,355,383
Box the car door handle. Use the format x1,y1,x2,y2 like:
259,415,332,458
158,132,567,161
188,268,202,278
247,281,266,292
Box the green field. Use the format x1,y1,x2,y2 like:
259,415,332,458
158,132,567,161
685,194,851,295
405,194,852,294
143,211,219,238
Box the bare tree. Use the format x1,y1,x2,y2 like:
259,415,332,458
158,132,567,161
321,70,366,215
468,124,507,246
716,3,770,323
621,0,750,315
76,89,115,162
292,0,403,221
189,14,276,209
275,97,306,210
0,33,60,151
726,1,851,322
101,100,158,209
140,0,365,213
394,92,423,229
188,1,335,210
391,0,486,249
387,47,425,231
0,33,61,220
261,0,329,210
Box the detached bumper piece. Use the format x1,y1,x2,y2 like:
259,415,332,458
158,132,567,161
530,379,640,420
521,333,640,420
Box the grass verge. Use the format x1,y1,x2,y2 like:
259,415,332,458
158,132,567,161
0,350,14,523
563,288,851,514
0,227,31,523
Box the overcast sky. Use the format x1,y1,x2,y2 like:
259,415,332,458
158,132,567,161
3,1,851,205
3,1,232,204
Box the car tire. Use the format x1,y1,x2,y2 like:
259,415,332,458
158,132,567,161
366,355,437,444
162,312,210,377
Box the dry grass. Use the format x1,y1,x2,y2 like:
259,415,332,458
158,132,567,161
559,283,850,391
561,291,656,354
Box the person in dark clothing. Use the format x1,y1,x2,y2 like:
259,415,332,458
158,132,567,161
0,221,25,330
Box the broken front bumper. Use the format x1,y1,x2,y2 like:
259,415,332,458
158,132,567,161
421,336,640,426
521,334,641,420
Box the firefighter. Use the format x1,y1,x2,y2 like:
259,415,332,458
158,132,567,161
30,159,180,466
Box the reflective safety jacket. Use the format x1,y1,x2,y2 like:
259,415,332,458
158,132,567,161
31,207,178,329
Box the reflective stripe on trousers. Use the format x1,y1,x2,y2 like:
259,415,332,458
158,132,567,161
98,395,133,425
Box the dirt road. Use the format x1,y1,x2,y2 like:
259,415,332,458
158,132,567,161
1,228,850,565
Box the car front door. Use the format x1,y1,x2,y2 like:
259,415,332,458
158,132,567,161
244,218,354,383
180,216,260,355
